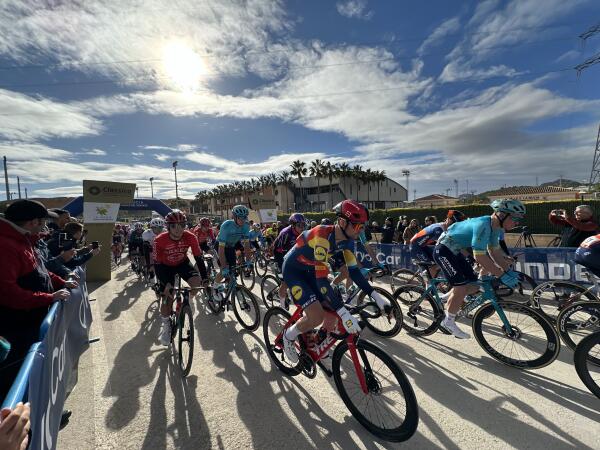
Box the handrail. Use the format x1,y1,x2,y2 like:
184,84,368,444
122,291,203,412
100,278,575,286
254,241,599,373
1,342,40,409
39,302,60,341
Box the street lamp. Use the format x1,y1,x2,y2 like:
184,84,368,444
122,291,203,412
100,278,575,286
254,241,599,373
402,169,410,200
172,161,179,199
149,177,154,198
135,187,139,198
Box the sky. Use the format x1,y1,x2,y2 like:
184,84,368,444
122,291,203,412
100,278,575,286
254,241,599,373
0,0,599,201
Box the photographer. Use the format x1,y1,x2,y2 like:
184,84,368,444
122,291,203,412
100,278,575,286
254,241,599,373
549,205,599,247
47,222,101,269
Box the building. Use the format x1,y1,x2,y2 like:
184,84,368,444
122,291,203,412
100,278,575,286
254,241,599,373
414,194,459,208
486,186,585,202
276,175,407,213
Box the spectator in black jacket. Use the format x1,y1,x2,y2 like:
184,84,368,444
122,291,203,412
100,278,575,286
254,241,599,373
381,217,395,244
47,222,100,268
47,209,71,233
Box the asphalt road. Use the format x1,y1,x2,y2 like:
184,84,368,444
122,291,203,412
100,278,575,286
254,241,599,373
58,263,600,449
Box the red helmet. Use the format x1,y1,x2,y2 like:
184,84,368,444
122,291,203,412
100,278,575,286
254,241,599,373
165,210,187,224
199,217,211,227
333,200,368,224
447,210,467,223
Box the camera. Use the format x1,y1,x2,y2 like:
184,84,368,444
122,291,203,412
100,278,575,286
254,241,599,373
92,241,99,249
58,233,75,251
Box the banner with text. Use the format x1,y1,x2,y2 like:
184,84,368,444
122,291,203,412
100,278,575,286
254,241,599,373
83,202,120,223
28,268,92,450
356,243,590,284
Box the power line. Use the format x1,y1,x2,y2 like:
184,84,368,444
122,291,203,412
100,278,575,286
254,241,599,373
579,22,600,41
575,52,600,75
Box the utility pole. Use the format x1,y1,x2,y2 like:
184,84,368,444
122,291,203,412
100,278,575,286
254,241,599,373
413,189,416,202
445,188,451,196
149,177,154,198
135,187,139,198
17,176,21,199
24,187,28,199
3,156,9,201
172,161,179,200
402,169,410,198
588,124,600,190
454,179,458,198
466,179,469,196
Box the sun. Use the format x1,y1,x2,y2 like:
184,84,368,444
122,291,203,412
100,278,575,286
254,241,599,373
161,41,206,92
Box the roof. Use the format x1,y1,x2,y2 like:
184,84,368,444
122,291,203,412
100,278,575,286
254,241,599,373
486,185,577,196
415,194,457,201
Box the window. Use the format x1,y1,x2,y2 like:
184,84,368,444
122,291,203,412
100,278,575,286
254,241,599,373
394,188,396,192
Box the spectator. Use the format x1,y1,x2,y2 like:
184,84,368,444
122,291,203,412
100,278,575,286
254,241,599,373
0,200,77,400
380,217,395,244
47,222,100,269
370,221,381,233
403,219,421,244
0,402,30,450
310,220,317,229
396,216,408,241
47,208,71,233
549,205,599,247
424,216,437,227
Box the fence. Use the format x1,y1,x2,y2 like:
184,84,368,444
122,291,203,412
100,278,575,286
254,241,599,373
1,267,93,450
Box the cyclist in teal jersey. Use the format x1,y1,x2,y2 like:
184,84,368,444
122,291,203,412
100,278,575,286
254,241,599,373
433,199,526,338
214,205,251,285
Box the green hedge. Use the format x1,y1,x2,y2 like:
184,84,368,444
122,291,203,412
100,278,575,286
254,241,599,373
278,200,600,235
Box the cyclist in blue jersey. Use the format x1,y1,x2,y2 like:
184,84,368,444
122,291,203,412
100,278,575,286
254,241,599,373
433,199,526,338
281,200,391,364
214,205,251,285
248,222,264,251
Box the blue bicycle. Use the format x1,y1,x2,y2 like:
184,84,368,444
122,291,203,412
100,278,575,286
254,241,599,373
393,268,560,369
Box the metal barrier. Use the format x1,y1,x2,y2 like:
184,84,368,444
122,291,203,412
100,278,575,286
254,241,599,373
1,342,41,409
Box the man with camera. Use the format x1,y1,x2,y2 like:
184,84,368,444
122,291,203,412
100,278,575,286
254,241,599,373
0,200,78,400
47,221,101,270
548,205,599,247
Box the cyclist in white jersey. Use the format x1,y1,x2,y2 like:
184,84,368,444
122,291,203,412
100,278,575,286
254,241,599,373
142,218,165,282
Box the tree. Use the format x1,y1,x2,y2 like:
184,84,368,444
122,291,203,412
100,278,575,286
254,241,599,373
309,159,325,211
290,160,307,211
278,170,293,212
324,161,336,209
336,162,351,199
352,165,363,201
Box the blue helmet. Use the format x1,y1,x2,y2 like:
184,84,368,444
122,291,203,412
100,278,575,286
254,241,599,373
289,213,306,225
490,199,526,217
232,204,249,220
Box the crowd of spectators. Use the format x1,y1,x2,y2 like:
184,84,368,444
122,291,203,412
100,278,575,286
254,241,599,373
0,200,102,446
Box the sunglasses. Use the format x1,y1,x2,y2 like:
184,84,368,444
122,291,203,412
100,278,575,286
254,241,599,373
168,223,185,229
350,222,364,232
510,215,525,223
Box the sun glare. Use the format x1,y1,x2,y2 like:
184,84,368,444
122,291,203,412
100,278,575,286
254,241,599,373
162,41,206,92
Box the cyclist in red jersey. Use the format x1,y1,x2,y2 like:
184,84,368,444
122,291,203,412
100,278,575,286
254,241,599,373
153,210,207,345
193,217,216,253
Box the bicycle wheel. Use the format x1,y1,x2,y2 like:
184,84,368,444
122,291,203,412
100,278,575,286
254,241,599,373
204,286,223,314
262,306,301,376
495,272,537,304
390,268,424,291
260,274,281,309
177,304,194,376
574,332,600,398
472,301,560,369
332,339,419,442
232,286,261,331
393,285,443,336
556,301,600,352
238,265,256,290
529,281,598,324
255,254,268,278
356,287,403,337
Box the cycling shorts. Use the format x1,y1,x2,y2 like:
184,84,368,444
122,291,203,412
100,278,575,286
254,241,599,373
200,241,211,253
433,244,477,286
250,240,261,251
575,246,600,278
155,261,199,291
274,251,285,271
410,244,434,264
282,260,340,311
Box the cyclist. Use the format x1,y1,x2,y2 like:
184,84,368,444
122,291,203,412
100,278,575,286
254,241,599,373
214,205,252,286
142,218,164,282
410,210,466,283
248,222,264,252
273,213,306,306
575,233,600,278
433,199,525,339
154,210,205,345
111,225,124,259
321,218,332,225
128,222,145,270
281,200,391,364
193,217,217,253
263,223,277,247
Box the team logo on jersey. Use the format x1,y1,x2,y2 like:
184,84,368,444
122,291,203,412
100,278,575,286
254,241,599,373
314,246,327,261
291,285,303,300
320,286,328,295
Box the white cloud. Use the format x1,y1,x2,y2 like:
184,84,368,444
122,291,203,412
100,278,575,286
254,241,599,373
82,149,107,156
555,49,581,63
139,144,199,152
418,17,461,56
31,185,83,197
0,89,102,141
154,154,170,162
0,141,73,161
439,61,524,83
336,0,373,20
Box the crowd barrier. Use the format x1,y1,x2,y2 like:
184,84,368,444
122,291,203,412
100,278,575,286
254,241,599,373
1,267,93,450
357,243,585,284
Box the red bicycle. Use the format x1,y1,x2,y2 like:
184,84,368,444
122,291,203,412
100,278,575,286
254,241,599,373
263,301,419,442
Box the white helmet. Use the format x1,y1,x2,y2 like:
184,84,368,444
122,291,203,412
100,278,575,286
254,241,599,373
150,218,165,228
134,222,144,230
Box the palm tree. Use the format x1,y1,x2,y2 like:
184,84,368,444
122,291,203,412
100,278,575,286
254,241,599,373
278,170,293,212
290,160,307,211
376,170,386,204
324,161,336,210
309,159,325,212
336,162,351,199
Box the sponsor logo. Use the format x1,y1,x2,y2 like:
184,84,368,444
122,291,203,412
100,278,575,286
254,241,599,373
320,286,328,295
88,186,101,195
314,246,327,261
291,285,303,300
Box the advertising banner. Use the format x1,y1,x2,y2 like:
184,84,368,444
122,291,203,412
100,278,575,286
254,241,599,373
259,208,278,223
28,268,92,450
83,202,120,223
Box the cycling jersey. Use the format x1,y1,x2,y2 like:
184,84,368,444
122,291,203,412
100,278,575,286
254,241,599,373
575,234,600,278
112,234,123,245
128,230,144,245
217,219,250,248
142,229,160,245
410,223,445,247
193,226,215,244
273,225,300,254
248,229,263,241
283,225,372,309
153,230,201,267
437,216,501,255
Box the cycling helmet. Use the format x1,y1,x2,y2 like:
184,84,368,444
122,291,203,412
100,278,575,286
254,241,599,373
253,223,260,229
490,199,526,217
150,218,164,228
232,204,249,220
447,210,467,223
321,218,333,225
134,222,144,231
115,224,121,229
289,213,306,225
199,217,211,227
333,200,369,224
165,210,187,224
